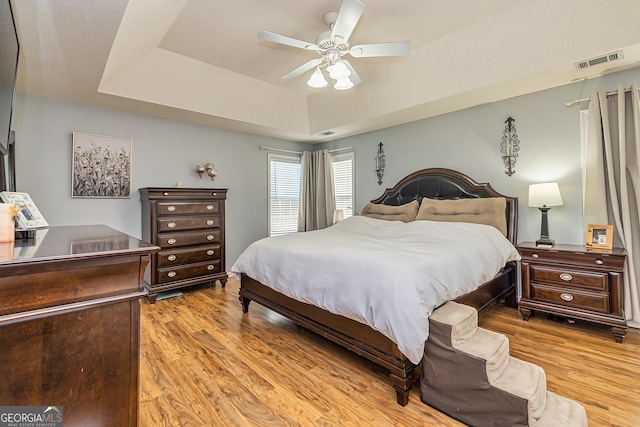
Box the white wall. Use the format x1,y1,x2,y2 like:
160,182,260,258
323,67,640,246
11,93,310,265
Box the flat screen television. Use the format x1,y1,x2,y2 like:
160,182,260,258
0,0,19,191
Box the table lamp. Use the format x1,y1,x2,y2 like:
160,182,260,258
529,182,563,246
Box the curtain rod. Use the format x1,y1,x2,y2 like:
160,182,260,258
565,86,638,107
259,145,353,155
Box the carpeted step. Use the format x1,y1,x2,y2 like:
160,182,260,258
532,391,588,427
430,301,478,345
457,327,510,383
492,356,548,424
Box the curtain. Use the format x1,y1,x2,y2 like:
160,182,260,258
584,83,640,324
298,149,336,231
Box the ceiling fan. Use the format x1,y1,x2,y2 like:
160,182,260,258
258,0,410,90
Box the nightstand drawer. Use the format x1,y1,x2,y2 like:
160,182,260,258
519,247,624,270
529,265,608,291
530,283,610,313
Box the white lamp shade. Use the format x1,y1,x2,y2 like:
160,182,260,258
334,77,354,90
528,182,563,207
307,67,327,88
329,60,350,80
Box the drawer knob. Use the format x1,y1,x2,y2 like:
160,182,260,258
560,293,574,302
532,253,539,259
167,238,177,245
167,205,176,212
207,265,215,271
207,205,214,210
167,271,177,278
560,273,573,281
206,220,214,226
212,192,217,196
163,192,169,196
167,255,177,262
595,259,604,265
207,250,215,256
168,222,176,228
206,235,214,241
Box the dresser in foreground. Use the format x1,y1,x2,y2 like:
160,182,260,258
0,225,158,427
140,188,228,301
518,242,627,342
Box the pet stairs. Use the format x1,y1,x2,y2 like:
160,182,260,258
421,301,588,427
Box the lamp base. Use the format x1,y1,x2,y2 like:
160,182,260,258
535,237,555,247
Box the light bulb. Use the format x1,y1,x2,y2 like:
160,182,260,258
334,77,354,90
307,67,327,88
329,60,350,80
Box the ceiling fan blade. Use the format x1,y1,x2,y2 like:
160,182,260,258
258,31,318,51
343,60,362,86
349,41,411,58
330,0,365,43
282,58,323,80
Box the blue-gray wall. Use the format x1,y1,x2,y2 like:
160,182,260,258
10,67,640,265
324,67,640,246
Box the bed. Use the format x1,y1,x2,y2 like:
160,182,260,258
233,168,519,406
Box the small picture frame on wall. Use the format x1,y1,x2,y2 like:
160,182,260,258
586,224,613,251
0,191,49,230
72,132,132,198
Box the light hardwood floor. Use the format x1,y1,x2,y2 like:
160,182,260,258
140,279,640,426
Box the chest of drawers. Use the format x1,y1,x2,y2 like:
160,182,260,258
140,188,228,301
517,242,627,342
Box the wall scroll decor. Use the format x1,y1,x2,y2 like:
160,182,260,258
375,142,385,185
500,117,519,176
72,132,132,198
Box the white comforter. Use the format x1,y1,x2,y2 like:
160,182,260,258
230,216,520,364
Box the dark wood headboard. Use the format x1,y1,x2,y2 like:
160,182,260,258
371,168,518,244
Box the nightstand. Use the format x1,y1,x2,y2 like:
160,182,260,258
518,242,627,342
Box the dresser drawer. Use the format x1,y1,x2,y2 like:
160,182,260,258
157,216,220,232
157,260,222,284
519,247,624,270
530,283,609,313
158,230,221,248
157,245,221,267
529,264,608,291
157,201,221,216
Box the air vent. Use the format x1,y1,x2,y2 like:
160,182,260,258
319,130,335,136
574,50,624,71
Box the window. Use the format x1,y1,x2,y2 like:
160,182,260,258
332,151,354,219
268,153,301,237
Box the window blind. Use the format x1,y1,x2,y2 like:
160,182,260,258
332,153,354,219
268,153,301,236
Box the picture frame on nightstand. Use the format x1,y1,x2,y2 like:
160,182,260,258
586,223,613,251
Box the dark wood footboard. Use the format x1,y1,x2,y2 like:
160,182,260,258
239,264,516,406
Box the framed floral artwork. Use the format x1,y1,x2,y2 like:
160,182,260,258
72,132,132,198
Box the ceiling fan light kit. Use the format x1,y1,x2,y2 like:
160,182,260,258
258,0,410,91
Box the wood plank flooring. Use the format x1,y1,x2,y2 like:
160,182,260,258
139,279,640,426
